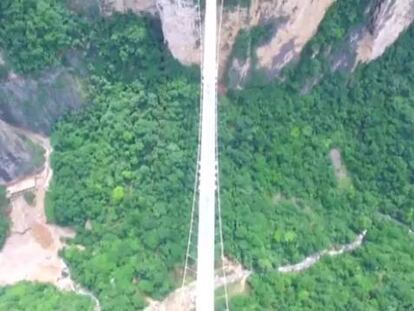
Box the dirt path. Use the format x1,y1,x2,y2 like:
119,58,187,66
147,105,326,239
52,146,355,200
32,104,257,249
0,125,100,310
377,212,414,235
146,230,366,309
278,231,367,273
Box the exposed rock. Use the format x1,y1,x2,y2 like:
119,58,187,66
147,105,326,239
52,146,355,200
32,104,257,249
329,148,353,189
227,57,252,89
0,128,101,310
0,67,85,135
0,64,84,182
102,0,414,81
206,0,335,77
0,120,44,184
253,0,334,75
218,8,250,77
356,0,414,63
220,0,333,82
329,148,347,182
85,219,93,231
102,0,334,78
156,0,201,65
329,25,365,73
102,0,157,15
102,0,200,65
66,0,102,17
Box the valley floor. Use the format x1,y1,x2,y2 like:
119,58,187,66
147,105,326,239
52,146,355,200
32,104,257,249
0,126,100,310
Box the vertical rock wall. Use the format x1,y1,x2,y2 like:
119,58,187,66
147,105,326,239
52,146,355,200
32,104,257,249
156,0,201,65
89,0,414,77
0,120,43,184
357,0,414,63
101,0,335,76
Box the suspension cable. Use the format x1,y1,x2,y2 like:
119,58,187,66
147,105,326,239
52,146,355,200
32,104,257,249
216,0,230,309
182,0,205,288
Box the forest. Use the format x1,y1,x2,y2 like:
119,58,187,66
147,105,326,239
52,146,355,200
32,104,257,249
0,282,93,310
1,0,414,310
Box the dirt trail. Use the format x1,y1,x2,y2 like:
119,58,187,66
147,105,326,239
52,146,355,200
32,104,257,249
278,231,367,273
146,230,366,309
0,125,100,310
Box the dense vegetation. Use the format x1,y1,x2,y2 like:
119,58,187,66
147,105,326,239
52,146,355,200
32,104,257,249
230,222,414,310
0,186,9,247
48,77,198,308
217,25,414,308
228,0,372,88
283,0,371,88
45,11,199,309
49,14,414,311
0,282,93,310
0,0,81,73
1,0,414,310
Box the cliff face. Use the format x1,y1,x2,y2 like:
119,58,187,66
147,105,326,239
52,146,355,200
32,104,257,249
156,0,201,65
0,67,85,135
102,0,414,78
252,0,334,74
3,0,414,183
0,59,85,183
102,0,334,76
102,0,156,15
357,0,414,63
0,120,44,184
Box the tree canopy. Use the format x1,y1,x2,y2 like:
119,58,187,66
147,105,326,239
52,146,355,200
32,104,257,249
1,0,414,310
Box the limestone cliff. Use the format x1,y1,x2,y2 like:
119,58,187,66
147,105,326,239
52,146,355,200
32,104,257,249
0,67,85,135
103,0,334,76
0,120,44,184
102,0,156,15
357,0,414,63
0,60,85,183
102,0,414,80
156,0,201,65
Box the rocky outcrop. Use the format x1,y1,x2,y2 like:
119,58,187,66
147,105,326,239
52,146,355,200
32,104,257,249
102,0,335,77
253,0,334,75
332,0,414,72
102,0,156,15
102,0,414,81
224,0,334,84
357,0,414,63
66,0,102,17
0,120,44,184
156,0,201,65
0,67,85,135
0,52,85,183
102,0,199,64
